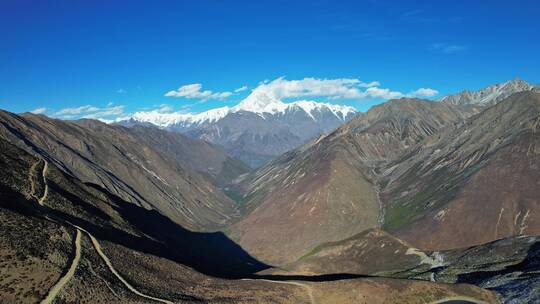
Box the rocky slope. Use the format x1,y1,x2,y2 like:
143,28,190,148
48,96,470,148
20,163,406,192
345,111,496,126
0,111,239,231
228,98,466,265
107,123,250,187
185,110,306,168
381,91,540,250
120,94,356,167
0,137,498,303
440,78,536,107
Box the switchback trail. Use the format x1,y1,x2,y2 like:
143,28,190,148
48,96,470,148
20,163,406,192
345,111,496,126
38,160,49,205
40,229,82,304
75,224,174,304
29,159,49,206
242,278,315,304
30,159,174,304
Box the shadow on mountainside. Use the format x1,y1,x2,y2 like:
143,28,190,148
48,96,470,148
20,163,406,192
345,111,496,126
456,241,540,285
247,273,369,282
1,184,371,283
0,180,269,279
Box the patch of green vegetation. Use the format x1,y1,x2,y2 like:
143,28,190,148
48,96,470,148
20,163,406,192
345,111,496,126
383,150,492,232
217,159,251,184
383,171,462,232
223,189,243,204
296,231,370,262
238,189,268,215
383,202,422,232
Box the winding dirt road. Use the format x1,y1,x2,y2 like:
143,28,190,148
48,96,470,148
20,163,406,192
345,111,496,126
83,227,174,304
37,160,48,206
32,158,173,303
40,229,82,304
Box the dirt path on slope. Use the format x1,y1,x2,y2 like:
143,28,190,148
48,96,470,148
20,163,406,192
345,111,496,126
77,225,173,304
30,160,173,304
28,158,49,205
243,278,315,304
37,160,49,206
40,229,82,304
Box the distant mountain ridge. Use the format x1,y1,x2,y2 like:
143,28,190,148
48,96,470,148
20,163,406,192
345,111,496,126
126,92,356,130
119,92,356,167
440,78,537,106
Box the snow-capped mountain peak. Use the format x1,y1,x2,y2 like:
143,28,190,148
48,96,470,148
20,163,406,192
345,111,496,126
233,91,286,114
288,100,357,120
130,106,231,127
119,94,358,167
126,93,356,128
231,92,356,120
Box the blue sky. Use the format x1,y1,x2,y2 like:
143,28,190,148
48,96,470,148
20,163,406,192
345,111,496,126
1,0,539,120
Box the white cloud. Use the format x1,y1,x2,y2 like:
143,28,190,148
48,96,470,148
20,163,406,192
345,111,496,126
165,83,232,100
248,77,405,101
250,77,360,100
54,104,125,120
408,88,439,98
117,89,127,94
234,85,248,93
53,77,438,122
55,105,100,116
359,81,380,88
31,107,47,114
364,87,404,99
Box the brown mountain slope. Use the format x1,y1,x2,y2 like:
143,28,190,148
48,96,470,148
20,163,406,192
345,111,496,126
340,98,466,164
0,137,298,302
229,98,465,265
0,137,498,304
81,121,250,187
271,229,425,276
381,91,540,250
0,111,237,231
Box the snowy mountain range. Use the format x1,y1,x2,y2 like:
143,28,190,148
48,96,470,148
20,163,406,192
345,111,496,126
119,91,356,167
125,91,355,131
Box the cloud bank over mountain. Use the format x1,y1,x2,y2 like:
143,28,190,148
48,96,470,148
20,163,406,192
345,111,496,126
35,77,439,122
